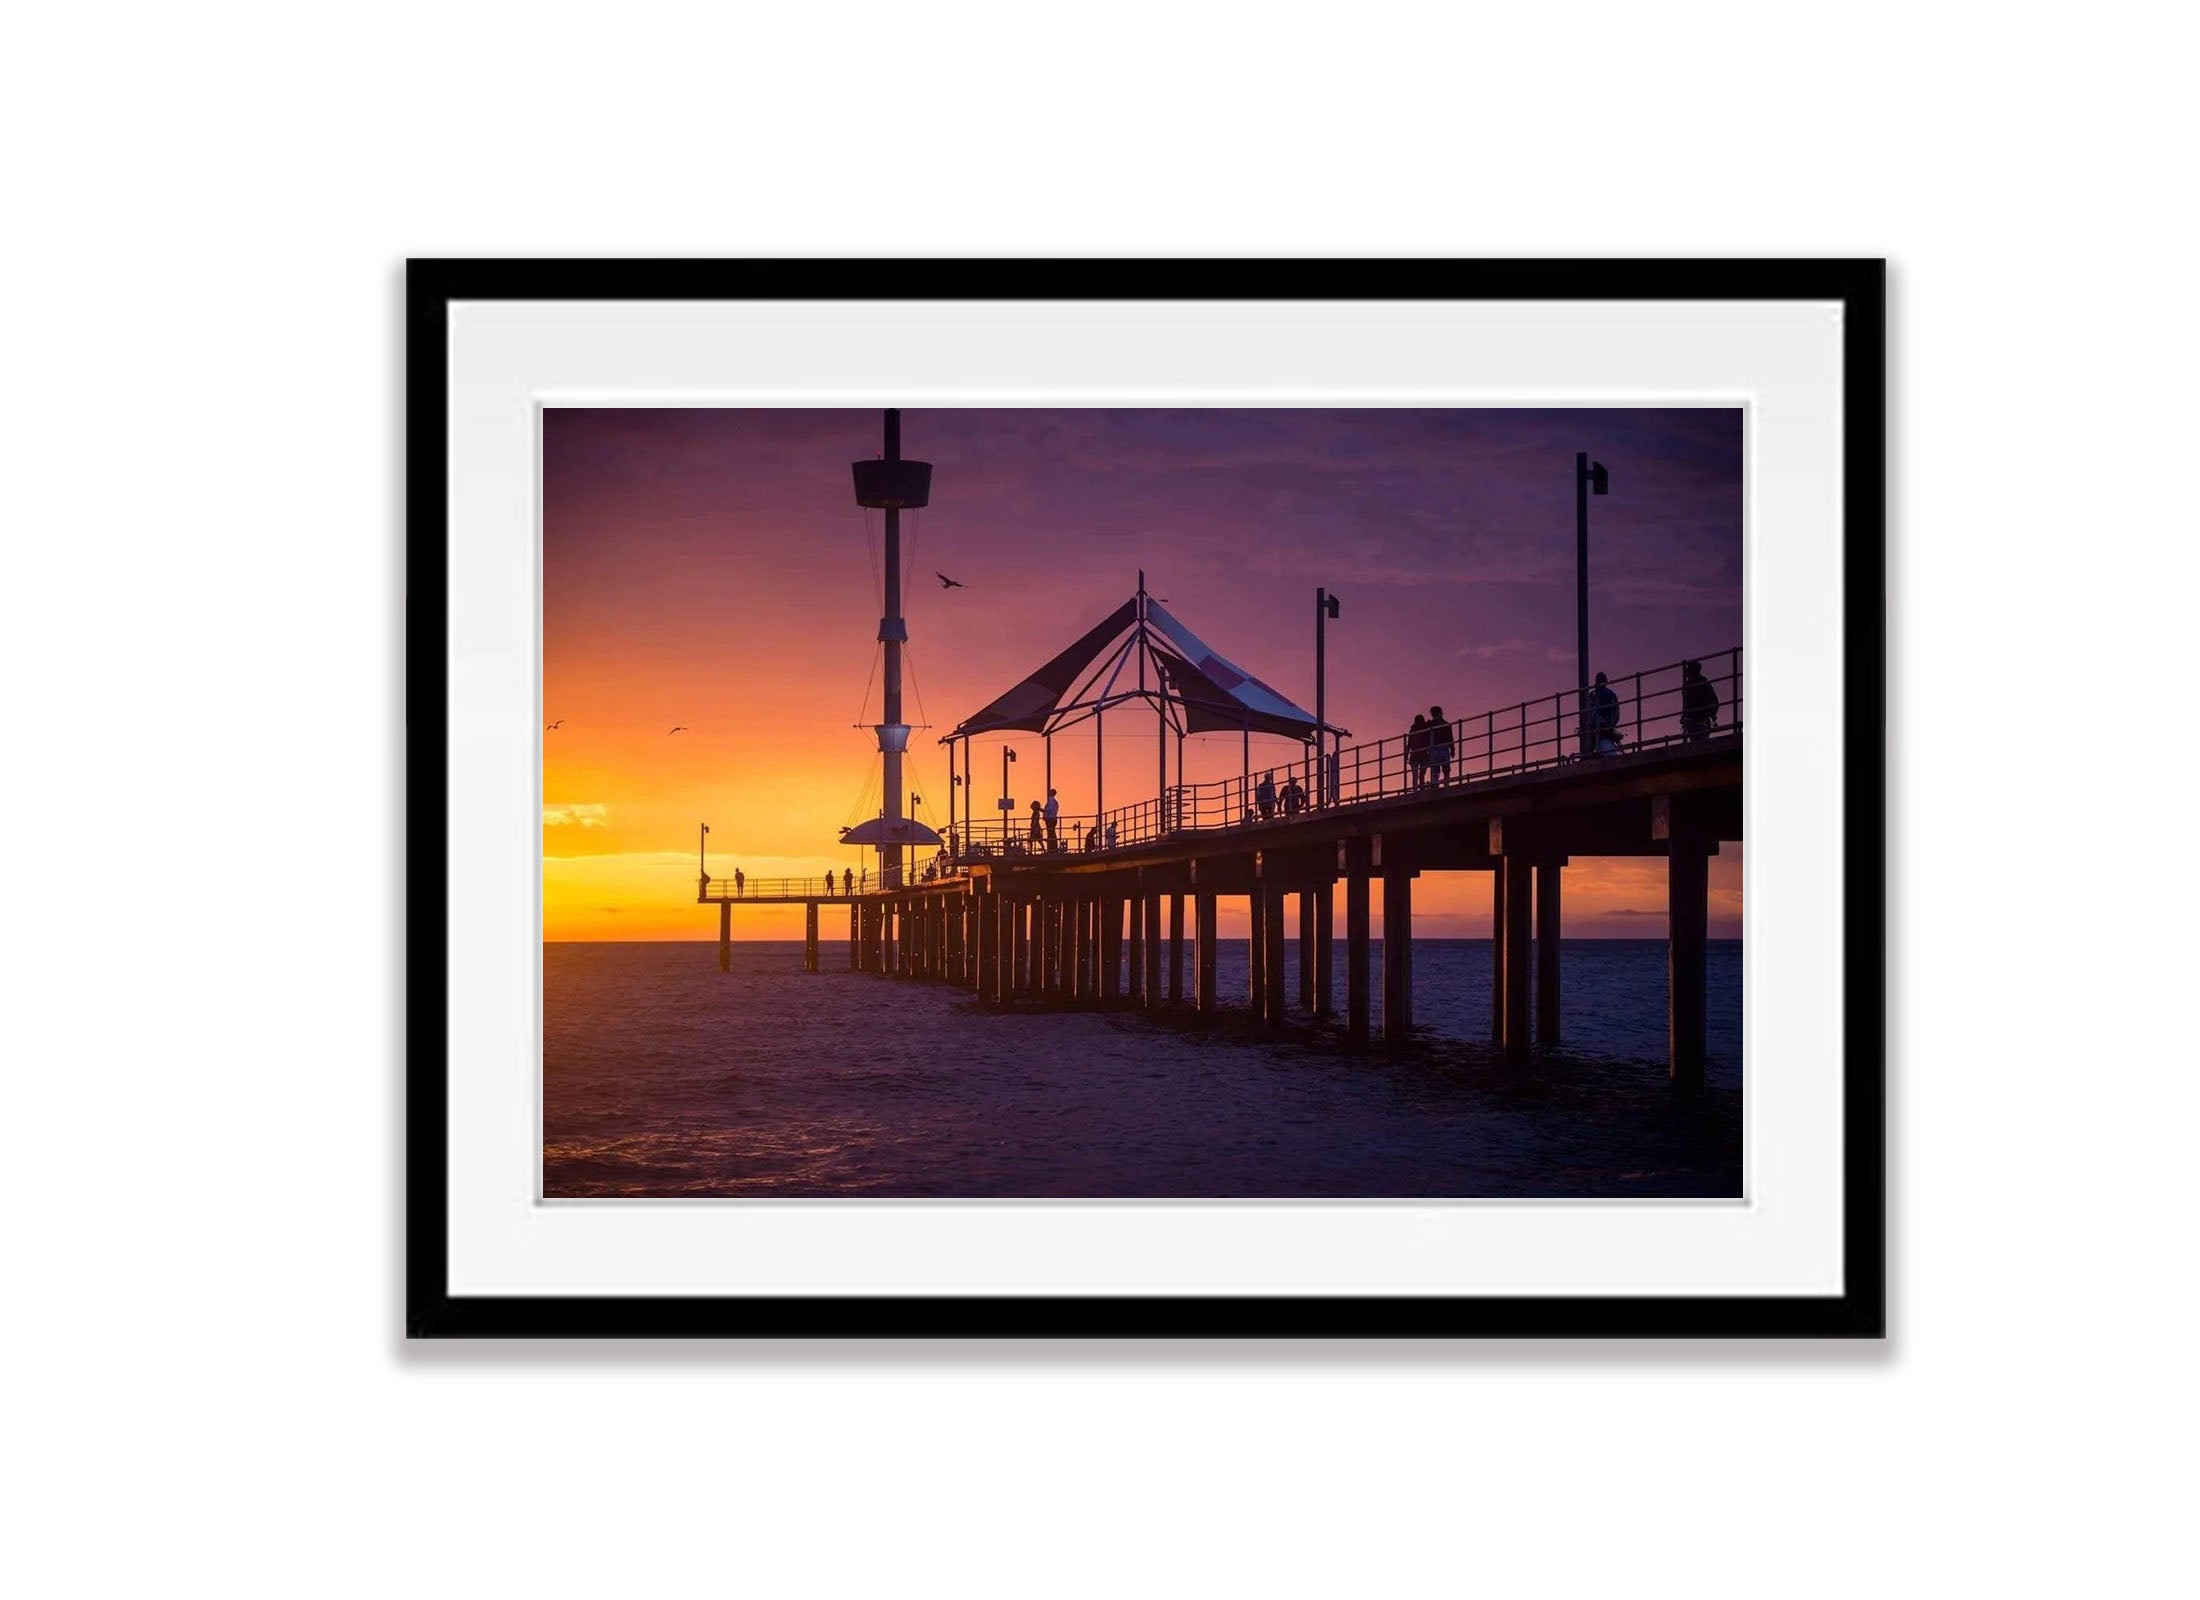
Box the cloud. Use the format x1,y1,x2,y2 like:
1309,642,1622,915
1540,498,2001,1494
1600,907,1662,918
543,803,610,829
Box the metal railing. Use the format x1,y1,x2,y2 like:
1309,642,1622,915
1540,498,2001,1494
940,647,1740,860
699,873,869,901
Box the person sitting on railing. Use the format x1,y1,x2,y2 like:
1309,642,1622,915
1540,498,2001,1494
1681,660,1720,739
1255,770,1278,821
1407,714,1430,787
1427,707,1453,782
1590,672,1624,755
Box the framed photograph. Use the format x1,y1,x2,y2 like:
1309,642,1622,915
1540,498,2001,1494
408,259,1883,1337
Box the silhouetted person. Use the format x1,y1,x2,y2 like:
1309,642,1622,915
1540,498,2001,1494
1281,774,1307,815
1590,671,1622,755
1407,714,1430,788
1043,787,1060,850
1104,820,1117,849
1681,659,1720,739
735,868,745,897
1028,800,1044,848
1428,707,1453,782
1256,770,1278,821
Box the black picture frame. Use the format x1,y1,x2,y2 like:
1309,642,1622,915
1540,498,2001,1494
407,259,1885,1339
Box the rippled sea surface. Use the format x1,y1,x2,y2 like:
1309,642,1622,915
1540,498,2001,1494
544,939,1741,1199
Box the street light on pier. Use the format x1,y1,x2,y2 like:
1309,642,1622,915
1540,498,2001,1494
1576,451,1609,756
1315,587,1341,804
1000,746,1017,844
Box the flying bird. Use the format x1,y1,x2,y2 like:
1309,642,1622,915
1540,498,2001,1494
936,572,964,589
668,726,687,735
546,719,564,730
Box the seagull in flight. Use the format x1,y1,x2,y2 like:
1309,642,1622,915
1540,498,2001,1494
936,572,964,589
668,726,687,735
546,719,564,730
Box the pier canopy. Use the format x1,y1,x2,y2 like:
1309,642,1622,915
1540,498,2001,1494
944,587,1329,743
841,816,943,847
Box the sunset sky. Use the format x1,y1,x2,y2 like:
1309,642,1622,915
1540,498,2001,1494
543,407,1743,940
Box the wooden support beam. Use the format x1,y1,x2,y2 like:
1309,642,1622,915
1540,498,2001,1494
1381,869,1413,1045
1535,861,1561,1042
1100,899,1121,1001
1313,884,1334,1020
1345,839,1371,1047
1195,892,1218,1012
1064,899,1082,1000
1262,883,1287,1026
1168,894,1185,1003
718,900,731,973
1127,890,1145,1004
850,904,860,971
1012,898,1030,994
1247,890,1266,1013
1297,891,1315,1012
976,893,997,998
1502,857,1533,1061
1489,866,1504,1040
1669,841,1710,1097
1143,895,1163,1009
805,901,820,972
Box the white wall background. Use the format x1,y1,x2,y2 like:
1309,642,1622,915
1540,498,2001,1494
5,3,2193,1595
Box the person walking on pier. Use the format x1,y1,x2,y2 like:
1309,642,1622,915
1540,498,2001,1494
1407,714,1430,788
1589,672,1623,755
1280,773,1307,816
842,867,853,896
1428,707,1453,783
1043,788,1060,851
1681,659,1720,739
734,868,745,898
1256,770,1278,821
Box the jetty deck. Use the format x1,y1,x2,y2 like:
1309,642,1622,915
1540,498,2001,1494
704,649,1742,1094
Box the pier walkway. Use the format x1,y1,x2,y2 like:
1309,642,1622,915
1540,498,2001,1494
704,650,1743,1093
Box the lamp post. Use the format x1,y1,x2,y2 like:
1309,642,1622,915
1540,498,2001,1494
699,822,710,894
1316,587,1340,804
1001,745,1017,847
1575,451,1609,756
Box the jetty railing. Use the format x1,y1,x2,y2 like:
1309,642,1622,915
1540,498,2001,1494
942,648,1739,859
699,873,865,900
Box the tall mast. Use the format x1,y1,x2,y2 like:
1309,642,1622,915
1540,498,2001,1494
881,410,905,888
852,408,931,887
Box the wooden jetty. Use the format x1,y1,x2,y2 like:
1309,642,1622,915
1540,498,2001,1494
703,669,1740,1095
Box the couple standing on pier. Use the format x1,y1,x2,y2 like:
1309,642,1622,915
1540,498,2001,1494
1026,788,1062,851
1407,707,1453,787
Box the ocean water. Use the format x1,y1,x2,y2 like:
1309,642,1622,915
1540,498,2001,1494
544,938,1741,1199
